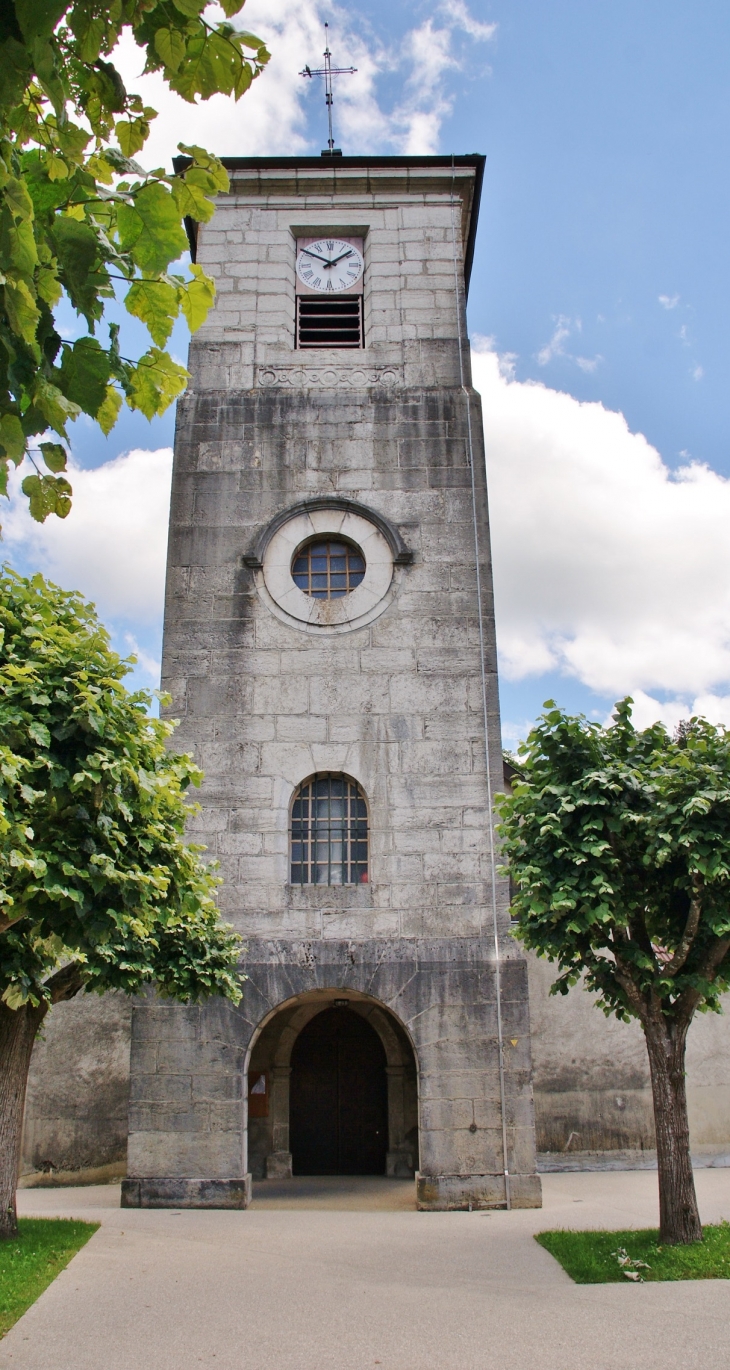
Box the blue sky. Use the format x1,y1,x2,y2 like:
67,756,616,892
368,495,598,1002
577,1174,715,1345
7,0,730,741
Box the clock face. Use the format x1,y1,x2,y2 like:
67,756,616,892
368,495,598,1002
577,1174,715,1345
296,238,364,293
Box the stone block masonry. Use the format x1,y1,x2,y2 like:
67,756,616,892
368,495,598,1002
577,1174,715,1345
123,155,541,1210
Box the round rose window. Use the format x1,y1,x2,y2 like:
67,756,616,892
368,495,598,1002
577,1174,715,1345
257,505,400,634
291,539,366,599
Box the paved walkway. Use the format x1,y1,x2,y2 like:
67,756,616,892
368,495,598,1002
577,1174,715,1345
3,1171,730,1369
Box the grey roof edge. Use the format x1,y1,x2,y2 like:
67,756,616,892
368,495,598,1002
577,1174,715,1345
175,152,486,297
243,495,415,570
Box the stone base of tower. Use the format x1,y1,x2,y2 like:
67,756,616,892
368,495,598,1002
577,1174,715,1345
416,1171,542,1210
121,1175,252,1209
123,939,542,1210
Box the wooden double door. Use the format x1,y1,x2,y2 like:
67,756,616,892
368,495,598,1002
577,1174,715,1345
290,1007,388,1175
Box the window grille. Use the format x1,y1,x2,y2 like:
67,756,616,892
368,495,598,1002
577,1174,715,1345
297,296,362,348
292,539,365,599
290,775,368,886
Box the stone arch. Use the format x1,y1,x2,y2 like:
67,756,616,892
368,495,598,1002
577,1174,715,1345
244,988,419,1181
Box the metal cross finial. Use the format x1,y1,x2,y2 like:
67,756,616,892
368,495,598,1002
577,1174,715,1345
300,23,357,156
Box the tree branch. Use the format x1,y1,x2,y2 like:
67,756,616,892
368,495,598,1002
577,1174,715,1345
610,947,648,1019
663,889,702,978
44,963,87,1005
676,934,730,1025
0,911,27,934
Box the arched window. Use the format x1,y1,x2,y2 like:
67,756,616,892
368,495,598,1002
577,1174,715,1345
291,539,365,599
290,774,368,886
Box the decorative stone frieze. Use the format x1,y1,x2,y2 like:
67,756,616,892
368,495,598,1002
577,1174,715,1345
256,364,401,389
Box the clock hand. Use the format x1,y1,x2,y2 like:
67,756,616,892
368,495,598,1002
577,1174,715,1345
300,248,332,266
328,250,355,267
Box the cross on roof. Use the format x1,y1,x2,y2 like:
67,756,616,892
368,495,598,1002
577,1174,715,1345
300,24,357,156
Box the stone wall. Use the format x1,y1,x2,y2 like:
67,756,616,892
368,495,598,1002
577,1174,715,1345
20,992,130,1186
20,958,730,1181
528,953,730,1162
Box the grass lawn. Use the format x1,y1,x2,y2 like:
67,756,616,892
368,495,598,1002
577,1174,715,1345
536,1221,730,1283
0,1218,98,1337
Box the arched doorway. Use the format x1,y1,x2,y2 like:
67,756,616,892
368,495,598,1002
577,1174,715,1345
245,991,418,1182
290,1007,387,1175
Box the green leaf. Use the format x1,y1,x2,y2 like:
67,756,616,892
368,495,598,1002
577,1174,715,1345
36,264,63,308
125,277,180,347
170,0,207,16
1,982,30,1010
77,17,106,64
28,720,51,748
14,0,67,43
4,278,41,346
4,177,34,222
46,155,70,182
115,117,151,158
96,385,122,436
39,442,67,473
0,414,27,463
0,38,32,113
2,211,39,277
59,337,112,417
154,27,186,72
49,216,104,324
237,32,270,55
127,347,188,419
117,183,188,275
31,376,81,435
171,167,220,222
178,146,229,193
170,31,242,102
233,59,253,100
34,40,68,119
21,472,72,522
85,153,115,185
57,122,91,164
178,264,215,332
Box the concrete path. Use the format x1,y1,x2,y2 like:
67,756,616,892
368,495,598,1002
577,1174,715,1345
3,1171,730,1370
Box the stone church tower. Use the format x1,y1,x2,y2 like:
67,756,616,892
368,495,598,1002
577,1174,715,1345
121,154,542,1210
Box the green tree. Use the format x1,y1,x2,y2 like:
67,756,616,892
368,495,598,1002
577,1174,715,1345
0,0,269,522
497,699,730,1246
0,568,242,1240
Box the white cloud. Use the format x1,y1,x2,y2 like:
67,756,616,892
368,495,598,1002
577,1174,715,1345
692,363,704,381
112,0,494,167
472,343,730,705
501,718,538,746
2,448,173,627
659,293,680,310
604,690,730,732
536,316,602,375
123,633,162,683
537,315,573,366
439,0,497,42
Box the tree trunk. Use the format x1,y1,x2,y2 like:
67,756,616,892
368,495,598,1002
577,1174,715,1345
0,998,48,1241
642,1011,702,1245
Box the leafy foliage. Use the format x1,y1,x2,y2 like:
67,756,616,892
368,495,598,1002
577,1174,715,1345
0,1,269,523
0,566,242,1009
497,699,730,1025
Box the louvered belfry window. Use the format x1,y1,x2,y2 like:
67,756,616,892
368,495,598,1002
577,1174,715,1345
290,775,369,886
296,296,362,348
